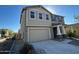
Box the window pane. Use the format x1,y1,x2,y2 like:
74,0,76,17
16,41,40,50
39,13,42,19
30,11,35,18
59,17,61,20
46,14,49,20
52,15,55,21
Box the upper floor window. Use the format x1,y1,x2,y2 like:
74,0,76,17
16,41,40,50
30,11,35,18
56,16,58,20
52,15,54,19
46,14,49,20
58,17,63,22
52,15,55,21
39,13,42,19
59,17,61,20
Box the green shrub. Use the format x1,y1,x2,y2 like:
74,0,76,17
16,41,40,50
67,30,79,39
67,30,74,37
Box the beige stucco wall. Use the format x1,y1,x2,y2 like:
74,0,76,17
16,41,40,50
26,7,51,26
20,6,53,42
20,10,26,40
20,6,65,42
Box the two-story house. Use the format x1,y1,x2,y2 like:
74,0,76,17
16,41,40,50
20,5,66,43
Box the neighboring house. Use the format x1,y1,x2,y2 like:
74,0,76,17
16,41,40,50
0,34,1,37
1,29,9,37
5,30,9,37
20,5,66,43
17,29,21,40
0,30,1,38
65,23,79,33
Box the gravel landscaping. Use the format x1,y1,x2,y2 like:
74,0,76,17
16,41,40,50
0,39,14,54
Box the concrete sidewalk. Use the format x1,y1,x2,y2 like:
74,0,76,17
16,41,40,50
0,38,6,43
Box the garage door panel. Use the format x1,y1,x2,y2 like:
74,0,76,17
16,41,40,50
29,29,49,42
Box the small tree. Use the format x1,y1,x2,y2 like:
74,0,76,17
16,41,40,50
74,16,79,38
1,29,6,38
74,16,79,23
11,33,17,40
67,30,75,37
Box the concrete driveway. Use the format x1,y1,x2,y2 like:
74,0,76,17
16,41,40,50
31,39,79,54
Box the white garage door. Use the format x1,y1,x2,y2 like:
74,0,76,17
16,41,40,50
29,29,49,42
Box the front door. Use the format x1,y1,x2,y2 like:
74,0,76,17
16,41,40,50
53,27,57,38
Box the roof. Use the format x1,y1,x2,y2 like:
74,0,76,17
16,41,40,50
65,23,79,28
21,5,64,17
20,5,64,24
21,5,52,15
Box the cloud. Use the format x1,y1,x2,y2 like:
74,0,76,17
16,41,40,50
43,5,56,14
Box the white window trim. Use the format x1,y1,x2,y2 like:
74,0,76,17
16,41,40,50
46,14,49,20
39,13,43,19
29,10,36,20
37,12,44,20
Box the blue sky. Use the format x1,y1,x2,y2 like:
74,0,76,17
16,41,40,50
0,5,24,32
44,5,79,24
0,5,79,32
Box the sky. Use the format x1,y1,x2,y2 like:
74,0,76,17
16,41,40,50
44,5,79,24
0,5,79,32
